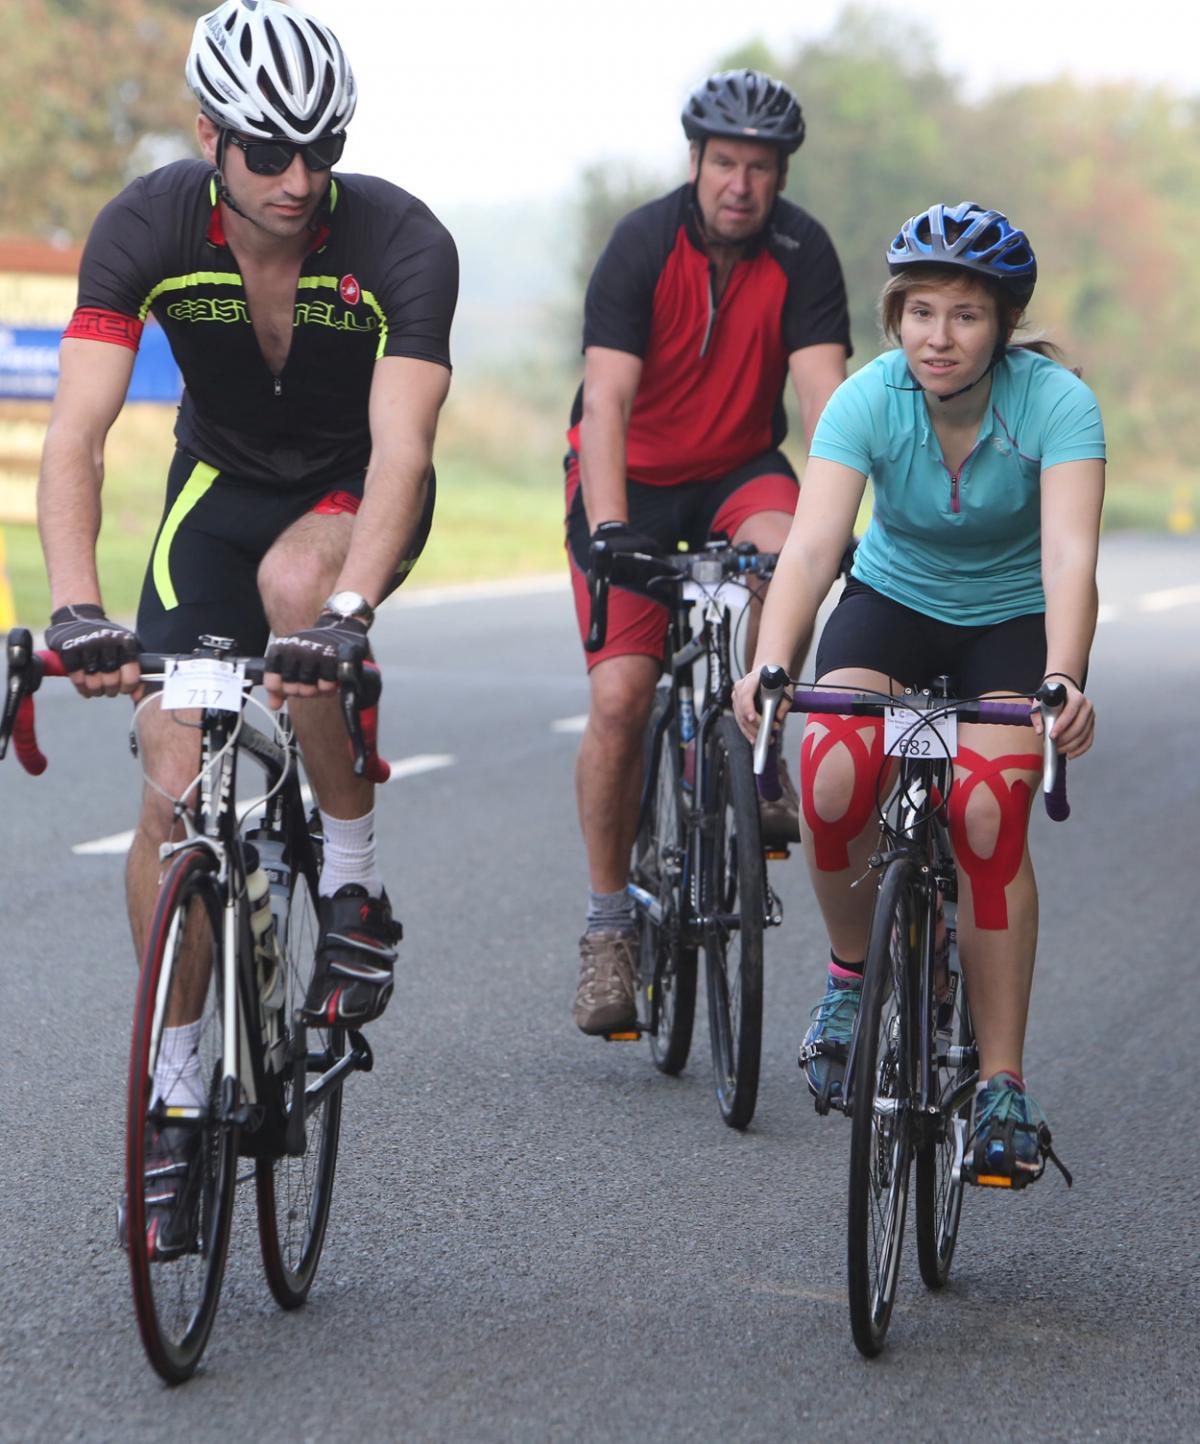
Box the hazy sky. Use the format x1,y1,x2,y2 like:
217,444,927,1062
316,0,1193,210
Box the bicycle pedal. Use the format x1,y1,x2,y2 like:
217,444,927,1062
972,1172,1016,1189
764,848,790,861
604,1028,643,1042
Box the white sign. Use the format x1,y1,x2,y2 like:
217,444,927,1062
161,657,246,713
883,705,957,759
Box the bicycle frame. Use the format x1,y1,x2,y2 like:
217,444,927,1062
634,558,779,942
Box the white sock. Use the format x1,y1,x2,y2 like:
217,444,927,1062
319,808,384,898
153,1021,207,1110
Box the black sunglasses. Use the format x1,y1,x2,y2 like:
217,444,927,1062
224,130,345,177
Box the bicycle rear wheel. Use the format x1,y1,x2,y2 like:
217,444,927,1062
127,845,238,1384
916,938,974,1289
701,715,764,1130
847,860,917,1357
633,688,697,1075
256,817,345,1308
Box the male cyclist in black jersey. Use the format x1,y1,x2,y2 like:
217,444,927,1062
37,0,456,1255
566,69,852,1035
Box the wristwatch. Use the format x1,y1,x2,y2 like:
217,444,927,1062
322,590,375,629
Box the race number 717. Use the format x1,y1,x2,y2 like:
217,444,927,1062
161,658,246,713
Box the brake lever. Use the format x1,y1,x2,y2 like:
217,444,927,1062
1035,681,1068,820
753,664,790,778
337,656,368,777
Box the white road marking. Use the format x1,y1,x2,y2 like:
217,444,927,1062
73,830,135,857
71,753,457,856
1136,584,1200,613
551,715,588,734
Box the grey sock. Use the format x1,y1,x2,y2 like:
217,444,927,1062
586,887,635,934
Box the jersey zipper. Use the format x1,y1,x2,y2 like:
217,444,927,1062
941,439,982,514
273,376,283,398
700,263,718,359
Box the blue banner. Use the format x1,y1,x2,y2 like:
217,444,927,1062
0,321,181,402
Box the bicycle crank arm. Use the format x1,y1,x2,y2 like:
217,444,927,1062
626,881,663,927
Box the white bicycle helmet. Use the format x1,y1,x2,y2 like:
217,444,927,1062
185,0,356,142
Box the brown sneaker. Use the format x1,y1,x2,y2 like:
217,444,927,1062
759,753,801,846
573,930,638,1035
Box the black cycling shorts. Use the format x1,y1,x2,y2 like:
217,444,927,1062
815,578,1047,697
136,448,435,655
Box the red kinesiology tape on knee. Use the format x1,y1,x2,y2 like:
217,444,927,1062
801,716,887,871
948,748,1040,930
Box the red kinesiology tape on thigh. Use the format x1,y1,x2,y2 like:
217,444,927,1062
800,716,887,871
948,748,1040,930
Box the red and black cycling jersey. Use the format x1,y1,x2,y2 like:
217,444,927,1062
567,185,851,486
66,159,458,487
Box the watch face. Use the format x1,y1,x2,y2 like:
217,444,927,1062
325,591,373,622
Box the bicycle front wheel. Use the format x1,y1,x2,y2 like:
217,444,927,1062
915,944,973,1290
127,844,238,1384
633,688,697,1075
256,819,345,1308
701,715,765,1131
847,860,917,1357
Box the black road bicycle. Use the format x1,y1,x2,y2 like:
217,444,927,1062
587,539,786,1130
756,667,1073,1356
2,628,389,1383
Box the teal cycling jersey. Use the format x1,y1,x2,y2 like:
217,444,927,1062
810,346,1106,625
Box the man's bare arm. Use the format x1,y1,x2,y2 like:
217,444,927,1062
577,346,642,532
38,337,136,609
331,355,451,606
787,342,847,448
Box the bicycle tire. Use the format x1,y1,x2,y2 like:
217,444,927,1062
126,845,238,1384
256,817,345,1308
847,859,917,1357
633,688,697,1075
701,715,764,1130
915,947,973,1290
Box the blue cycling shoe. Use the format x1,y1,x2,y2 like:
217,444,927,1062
971,1073,1048,1179
799,971,862,1109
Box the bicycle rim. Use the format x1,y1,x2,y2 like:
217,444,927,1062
126,846,238,1384
635,691,697,1075
847,862,915,1357
256,827,345,1308
702,716,764,1130
916,956,973,1289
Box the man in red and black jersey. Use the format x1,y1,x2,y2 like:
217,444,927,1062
567,69,851,1036
38,3,455,1164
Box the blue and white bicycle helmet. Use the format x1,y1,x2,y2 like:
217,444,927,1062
887,202,1037,306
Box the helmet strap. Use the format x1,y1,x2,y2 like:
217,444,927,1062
931,337,1007,404
213,130,255,226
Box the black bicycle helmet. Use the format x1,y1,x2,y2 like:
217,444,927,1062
887,202,1037,305
681,69,805,154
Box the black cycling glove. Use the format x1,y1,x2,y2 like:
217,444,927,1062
589,519,661,561
266,613,369,685
46,604,140,674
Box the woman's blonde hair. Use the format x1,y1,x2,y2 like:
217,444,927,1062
879,265,1067,365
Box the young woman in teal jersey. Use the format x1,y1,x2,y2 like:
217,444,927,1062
732,202,1105,1173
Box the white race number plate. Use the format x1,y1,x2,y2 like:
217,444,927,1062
161,657,246,713
883,706,957,758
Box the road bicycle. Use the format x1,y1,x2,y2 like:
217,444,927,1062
755,667,1073,1356
587,538,786,1130
2,627,389,1383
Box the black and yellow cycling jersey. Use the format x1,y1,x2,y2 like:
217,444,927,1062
66,159,458,487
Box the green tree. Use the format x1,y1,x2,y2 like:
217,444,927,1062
0,0,196,241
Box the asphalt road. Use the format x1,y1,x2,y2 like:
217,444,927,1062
1,534,1197,1442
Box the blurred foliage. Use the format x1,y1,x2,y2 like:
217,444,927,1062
0,0,196,240
572,6,1200,491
